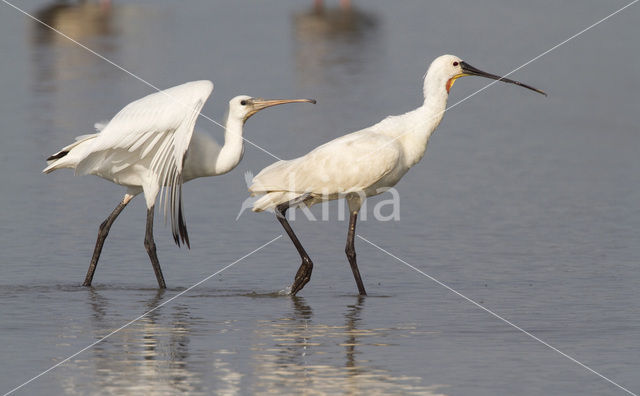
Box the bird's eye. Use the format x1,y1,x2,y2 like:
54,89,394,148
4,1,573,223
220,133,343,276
453,61,459,66
240,100,247,106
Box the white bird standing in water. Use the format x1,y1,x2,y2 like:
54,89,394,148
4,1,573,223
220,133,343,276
250,54,545,296
43,80,314,288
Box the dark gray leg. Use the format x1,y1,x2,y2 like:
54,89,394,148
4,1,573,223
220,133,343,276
276,201,313,295
345,210,367,295
144,206,166,289
83,195,133,286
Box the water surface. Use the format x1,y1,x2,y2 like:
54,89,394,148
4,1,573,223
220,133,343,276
1,0,639,394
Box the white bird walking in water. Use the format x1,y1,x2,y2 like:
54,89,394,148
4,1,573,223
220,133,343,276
43,80,314,288
249,54,545,296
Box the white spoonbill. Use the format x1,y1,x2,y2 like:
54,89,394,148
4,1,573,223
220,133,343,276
249,54,545,295
43,80,314,288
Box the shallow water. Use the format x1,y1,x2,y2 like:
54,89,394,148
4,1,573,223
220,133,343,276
1,0,639,395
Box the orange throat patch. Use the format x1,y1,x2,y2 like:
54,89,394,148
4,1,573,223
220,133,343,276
446,77,454,93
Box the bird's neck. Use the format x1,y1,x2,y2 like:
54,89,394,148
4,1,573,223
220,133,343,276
386,83,448,168
421,76,449,130
214,115,245,175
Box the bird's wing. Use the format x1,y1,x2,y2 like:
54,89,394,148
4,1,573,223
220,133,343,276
250,130,402,196
76,80,214,247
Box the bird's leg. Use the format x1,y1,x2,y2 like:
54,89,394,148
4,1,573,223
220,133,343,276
144,206,167,289
276,200,313,295
83,194,134,287
345,210,367,295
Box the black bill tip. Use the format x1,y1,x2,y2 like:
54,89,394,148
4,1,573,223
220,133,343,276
460,61,546,97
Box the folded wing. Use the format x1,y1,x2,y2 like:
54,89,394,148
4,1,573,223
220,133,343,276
250,130,402,210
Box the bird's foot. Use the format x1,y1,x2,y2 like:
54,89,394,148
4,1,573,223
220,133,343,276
290,258,313,295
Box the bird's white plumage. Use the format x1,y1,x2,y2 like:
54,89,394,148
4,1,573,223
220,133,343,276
251,130,402,205
77,80,212,205
44,80,213,245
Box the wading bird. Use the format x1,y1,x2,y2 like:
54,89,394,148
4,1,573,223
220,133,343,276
44,80,314,288
250,55,545,296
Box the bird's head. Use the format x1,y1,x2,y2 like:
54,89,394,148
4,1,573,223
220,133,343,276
425,54,546,96
229,95,316,123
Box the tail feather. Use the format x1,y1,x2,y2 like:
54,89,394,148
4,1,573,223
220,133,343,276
252,191,301,212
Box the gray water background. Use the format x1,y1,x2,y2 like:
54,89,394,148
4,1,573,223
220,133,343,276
0,0,639,394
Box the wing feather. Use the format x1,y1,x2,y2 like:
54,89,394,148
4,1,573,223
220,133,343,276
76,80,213,247
250,130,402,197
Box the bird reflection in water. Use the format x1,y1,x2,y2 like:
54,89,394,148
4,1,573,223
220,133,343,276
31,0,117,87
292,0,380,87
59,289,204,394
32,1,114,46
251,296,446,394
343,295,364,374
29,0,123,151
